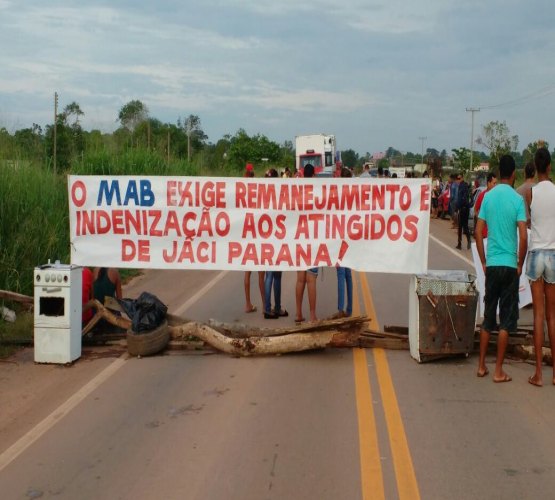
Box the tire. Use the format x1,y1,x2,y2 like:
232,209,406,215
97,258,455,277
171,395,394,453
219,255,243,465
126,320,169,357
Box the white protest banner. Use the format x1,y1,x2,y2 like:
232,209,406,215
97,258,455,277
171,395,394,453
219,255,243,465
68,176,431,273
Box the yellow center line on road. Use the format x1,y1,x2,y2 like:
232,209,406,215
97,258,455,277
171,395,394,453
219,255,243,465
374,349,420,500
356,271,420,500
352,272,385,499
353,348,385,500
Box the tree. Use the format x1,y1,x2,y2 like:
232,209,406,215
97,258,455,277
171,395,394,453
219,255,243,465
476,120,518,172
118,100,149,132
341,149,359,169
385,146,401,159
226,129,280,170
377,158,389,170
178,115,207,162
14,124,44,161
62,102,84,126
522,139,550,166
451,147,479,176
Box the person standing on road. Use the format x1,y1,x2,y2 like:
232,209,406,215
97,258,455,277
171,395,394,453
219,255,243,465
359,164,371,178
449,174,460,228
473,172,497,239
263,168,288,319
475,155,528,383
526,147,555,387
516,160,536,229
331,168,354,319
93,267,123,304
243,164,265,313
295,164,318,323
456,174,472,250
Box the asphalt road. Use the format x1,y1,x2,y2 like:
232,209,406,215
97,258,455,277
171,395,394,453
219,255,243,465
1,218,555,500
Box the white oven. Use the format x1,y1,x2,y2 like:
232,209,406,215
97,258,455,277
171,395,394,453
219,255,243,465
34,261,82,363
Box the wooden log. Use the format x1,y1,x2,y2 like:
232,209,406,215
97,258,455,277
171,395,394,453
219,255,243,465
82,299,131,336
358,337,409,350
205,315,369,339
168,322,360,356
0,290,33,307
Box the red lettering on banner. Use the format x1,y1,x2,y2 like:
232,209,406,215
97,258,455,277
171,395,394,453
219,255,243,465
404,215,419,242
386,215,403,241
308,214,325,237
163,240,216,263
386,184,400,209
258,214,274,239
295,216,310,239
420,184,430,211
314,244,332,266
166,180,226,208
228,242,242,262
242,213,257,238
235,182,247,208
261,244,274,265
372,185,385,210
399,186,411,210
275,245,293,266
122,239,150,262
149,210,162,236
112,210,124,234
71,181,87,208
97,210,111,234
275,214,286,240
164,211,180,236
371,214,385,239
198,211,214,236
226,242,331,267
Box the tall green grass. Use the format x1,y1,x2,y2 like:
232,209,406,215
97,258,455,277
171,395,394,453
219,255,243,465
0,150,202,296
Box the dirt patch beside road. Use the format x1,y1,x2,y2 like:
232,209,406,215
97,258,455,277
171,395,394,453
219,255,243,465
0,346,125,453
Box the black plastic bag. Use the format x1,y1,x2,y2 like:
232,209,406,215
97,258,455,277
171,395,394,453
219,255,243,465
118,292,167,334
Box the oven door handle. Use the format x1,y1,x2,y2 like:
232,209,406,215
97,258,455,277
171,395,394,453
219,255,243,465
42,287,62,293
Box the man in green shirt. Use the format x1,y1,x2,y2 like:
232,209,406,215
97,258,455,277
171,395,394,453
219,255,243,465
475,155,528,383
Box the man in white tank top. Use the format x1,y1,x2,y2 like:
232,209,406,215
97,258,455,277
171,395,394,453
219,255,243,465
526,147,555,387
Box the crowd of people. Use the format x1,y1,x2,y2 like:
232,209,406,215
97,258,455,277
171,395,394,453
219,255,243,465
430,150,554,386
81,155,552,388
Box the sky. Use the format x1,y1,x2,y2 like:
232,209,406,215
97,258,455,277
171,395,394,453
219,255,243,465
1,0,554,157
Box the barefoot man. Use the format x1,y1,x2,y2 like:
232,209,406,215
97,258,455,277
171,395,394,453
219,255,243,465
526,147,555,387
475,155,528,382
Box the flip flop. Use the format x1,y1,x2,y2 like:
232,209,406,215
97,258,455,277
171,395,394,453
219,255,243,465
493,374,512,383
245,305,257,313
528,375,543,387
294,317,305,324
477,368,489,378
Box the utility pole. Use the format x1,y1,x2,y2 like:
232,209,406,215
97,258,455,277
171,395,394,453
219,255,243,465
418,136,427,166
53,92,58,175
466,107,480,174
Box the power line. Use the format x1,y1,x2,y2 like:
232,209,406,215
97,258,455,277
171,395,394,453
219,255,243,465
478,83,555,110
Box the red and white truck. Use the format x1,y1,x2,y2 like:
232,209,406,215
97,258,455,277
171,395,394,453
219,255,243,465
295,134,340,176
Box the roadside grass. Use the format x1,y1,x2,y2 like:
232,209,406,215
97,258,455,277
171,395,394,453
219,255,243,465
0,306,33,359
0,150,207,357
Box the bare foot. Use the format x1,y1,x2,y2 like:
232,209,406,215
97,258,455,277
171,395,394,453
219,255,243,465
528,375,543,387
477,367,489,378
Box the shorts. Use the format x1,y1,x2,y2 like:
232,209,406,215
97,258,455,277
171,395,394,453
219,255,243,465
307,267,319,276
526,249,555,284
482,266,519,334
